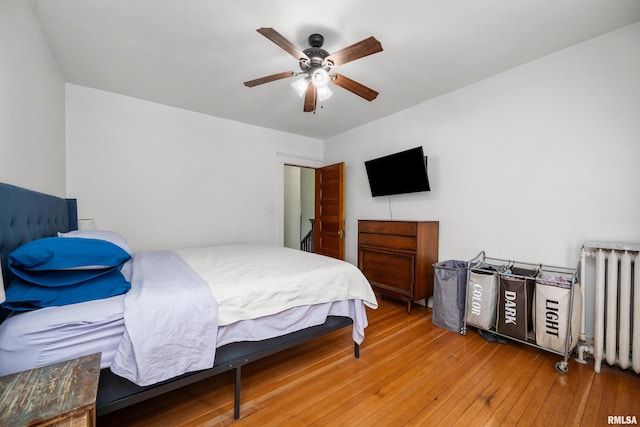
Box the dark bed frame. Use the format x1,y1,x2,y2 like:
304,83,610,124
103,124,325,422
0,182,359,420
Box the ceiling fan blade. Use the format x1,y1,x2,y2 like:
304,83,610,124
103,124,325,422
326,36,383,67
303,85,317,112
243,71,294,87
256,27,310,62
331,73,379,101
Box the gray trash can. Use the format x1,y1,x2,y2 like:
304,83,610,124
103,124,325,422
432,260,468,334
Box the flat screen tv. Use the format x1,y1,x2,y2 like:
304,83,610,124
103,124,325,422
365,146,430,197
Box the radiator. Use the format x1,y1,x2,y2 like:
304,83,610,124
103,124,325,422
580,241,640,374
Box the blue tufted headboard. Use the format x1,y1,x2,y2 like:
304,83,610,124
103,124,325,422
0,182,78,290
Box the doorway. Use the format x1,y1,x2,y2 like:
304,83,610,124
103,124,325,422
284,165,316,251
277,155,346,260
276,154,324,249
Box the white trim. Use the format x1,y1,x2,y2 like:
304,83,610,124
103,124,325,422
276,153,324,247
277,153,325,169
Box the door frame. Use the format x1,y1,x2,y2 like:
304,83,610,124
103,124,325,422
276,153,324,247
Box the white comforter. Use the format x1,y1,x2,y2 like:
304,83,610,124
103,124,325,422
176,244,378,325
111,244,378,386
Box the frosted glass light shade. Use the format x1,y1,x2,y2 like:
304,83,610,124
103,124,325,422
311,68,330,88
317,86,333,102
290,78,309,98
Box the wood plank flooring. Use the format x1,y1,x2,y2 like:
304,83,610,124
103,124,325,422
98,299,640,426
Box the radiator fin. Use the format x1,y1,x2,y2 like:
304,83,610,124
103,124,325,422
584,242,640,374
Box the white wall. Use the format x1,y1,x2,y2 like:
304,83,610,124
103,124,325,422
0,0,66,195
66,84,323,251
325,23,640,269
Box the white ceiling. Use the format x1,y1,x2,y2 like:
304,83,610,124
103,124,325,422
31,0,640,140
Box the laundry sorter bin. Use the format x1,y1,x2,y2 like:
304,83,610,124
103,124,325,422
465,263,499,331
463,251,580,373
496,266,537,341
535,272,582,356
432,260,469,334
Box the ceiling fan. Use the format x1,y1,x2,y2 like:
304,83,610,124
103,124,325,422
243,28,383,112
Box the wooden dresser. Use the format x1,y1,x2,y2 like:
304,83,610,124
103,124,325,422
358,220,439,313
0,353,101,427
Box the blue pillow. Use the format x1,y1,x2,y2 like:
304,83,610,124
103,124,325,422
9,237,131,271
9,266,121,287
8,237,131,287
2,269,131,311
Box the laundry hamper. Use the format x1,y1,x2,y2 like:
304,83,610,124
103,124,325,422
463,252,579,373
432,260,468,334
465,264,499,330
535,272,582,354
496,267,537,341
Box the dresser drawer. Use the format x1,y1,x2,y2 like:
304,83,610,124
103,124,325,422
359,247,415,297
359,233,417,251
358,220,417,236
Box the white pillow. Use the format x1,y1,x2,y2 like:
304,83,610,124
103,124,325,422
58,230,132,254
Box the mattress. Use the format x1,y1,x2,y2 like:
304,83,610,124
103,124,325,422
0,294,126,375
0,297,365,376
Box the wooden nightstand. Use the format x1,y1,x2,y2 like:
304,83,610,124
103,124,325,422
0,353,101,427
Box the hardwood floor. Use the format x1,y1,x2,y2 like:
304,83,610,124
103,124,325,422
98,299,640,426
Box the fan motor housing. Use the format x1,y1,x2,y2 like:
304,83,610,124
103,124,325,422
308,33,324,47
302,34,330,70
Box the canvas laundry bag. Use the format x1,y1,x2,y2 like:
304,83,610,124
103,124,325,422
465,265,498,330
433,260,468,334
496,267,537,341
535,273,582,353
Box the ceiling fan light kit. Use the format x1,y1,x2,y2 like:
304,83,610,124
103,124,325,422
244,28,383,113
290,78,309,98
311,68,330,88
317,86,333,103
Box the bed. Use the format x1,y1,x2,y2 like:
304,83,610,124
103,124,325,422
0,182,377,420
